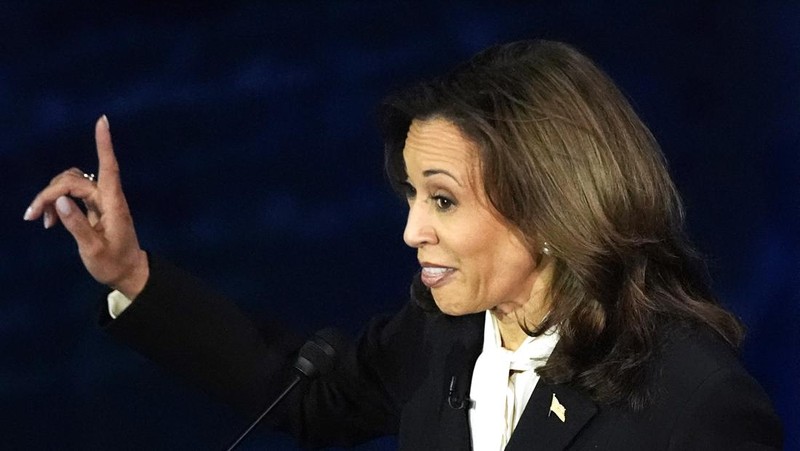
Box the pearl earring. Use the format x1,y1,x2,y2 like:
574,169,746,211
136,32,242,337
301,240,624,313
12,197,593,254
542,241,552,256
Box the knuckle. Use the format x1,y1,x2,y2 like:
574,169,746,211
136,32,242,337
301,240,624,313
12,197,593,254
50,169,79,185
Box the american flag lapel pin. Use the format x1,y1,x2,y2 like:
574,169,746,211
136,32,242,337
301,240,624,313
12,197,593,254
549,393,566,422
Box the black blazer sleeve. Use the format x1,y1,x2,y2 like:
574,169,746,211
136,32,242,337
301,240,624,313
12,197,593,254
100,255,430,448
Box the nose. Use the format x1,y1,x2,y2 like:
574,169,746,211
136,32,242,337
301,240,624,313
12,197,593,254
403,201,438,248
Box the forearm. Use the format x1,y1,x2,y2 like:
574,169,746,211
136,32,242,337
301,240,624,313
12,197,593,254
100,254,302,418
99,255,432,446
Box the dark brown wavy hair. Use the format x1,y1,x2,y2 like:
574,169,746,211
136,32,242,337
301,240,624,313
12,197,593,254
380,40,743,409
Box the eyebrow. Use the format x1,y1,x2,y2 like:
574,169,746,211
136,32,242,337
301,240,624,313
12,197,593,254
423,169,463,186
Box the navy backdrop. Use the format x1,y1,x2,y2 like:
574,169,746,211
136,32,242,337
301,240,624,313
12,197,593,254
2,2,798,449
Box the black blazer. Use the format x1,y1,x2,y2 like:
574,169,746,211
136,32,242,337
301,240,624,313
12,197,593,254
102,256,782,450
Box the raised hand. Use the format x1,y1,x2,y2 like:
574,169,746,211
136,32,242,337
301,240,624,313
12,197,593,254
24,115,149,300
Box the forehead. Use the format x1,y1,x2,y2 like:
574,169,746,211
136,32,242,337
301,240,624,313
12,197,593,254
402,118,480,175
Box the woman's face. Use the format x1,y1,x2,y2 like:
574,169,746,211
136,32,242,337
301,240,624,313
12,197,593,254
402,117,541,316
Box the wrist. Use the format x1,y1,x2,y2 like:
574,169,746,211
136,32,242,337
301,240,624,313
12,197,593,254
113,250,149,301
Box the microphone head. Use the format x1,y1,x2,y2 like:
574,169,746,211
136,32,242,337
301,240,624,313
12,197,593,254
293,328,348,378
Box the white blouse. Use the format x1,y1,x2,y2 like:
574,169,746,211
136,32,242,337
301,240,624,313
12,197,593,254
468,311,559,451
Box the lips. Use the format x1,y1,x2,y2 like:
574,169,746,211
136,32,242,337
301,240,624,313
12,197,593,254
420,265,456,288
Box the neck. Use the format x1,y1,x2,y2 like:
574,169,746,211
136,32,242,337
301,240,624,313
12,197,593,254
492,308,547,351
492,256,553,351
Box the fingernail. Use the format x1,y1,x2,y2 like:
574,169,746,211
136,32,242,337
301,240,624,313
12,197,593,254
56,196,72,215
101,114,110,129
43,211,53,229
23,206,33,221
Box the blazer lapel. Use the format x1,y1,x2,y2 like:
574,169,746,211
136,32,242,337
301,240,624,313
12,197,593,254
505,381,597,451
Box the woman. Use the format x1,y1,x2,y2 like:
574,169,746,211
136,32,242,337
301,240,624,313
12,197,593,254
25,40,781,449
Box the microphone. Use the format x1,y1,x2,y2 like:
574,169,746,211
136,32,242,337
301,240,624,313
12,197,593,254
447,376,473,410
226,328,345,450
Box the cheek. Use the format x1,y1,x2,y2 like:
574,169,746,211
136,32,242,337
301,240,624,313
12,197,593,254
464,228,529,276
471,235,537,299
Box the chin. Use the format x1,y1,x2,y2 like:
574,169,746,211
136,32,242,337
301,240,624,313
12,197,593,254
432,293,480,316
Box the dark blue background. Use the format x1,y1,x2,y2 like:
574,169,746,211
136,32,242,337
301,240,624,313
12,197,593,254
2,2,798,449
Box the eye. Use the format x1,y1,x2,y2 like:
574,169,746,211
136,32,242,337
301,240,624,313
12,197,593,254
433,195,455,211
401,182,416,200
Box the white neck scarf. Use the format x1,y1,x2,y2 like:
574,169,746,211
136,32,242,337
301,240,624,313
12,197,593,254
468,311,559,451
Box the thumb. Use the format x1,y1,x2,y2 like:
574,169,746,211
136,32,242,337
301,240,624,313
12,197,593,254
55,196,100,249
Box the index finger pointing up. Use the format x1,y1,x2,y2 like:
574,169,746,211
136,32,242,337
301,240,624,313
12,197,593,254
95,115,122,194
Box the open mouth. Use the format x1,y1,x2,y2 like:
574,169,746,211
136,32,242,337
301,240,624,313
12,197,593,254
420,266,456,288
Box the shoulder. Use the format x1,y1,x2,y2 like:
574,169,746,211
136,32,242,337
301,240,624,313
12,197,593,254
647,323,783,449
654,323,742,390
576,324,783,449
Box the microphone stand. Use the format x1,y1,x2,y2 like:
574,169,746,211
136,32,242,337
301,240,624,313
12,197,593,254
226,374,301,451
224,328,342,450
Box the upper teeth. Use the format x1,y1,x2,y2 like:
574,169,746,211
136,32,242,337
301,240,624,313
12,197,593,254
423,267,448,275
